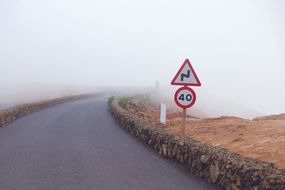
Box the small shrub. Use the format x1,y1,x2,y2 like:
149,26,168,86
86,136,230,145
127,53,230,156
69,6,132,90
107,96,114,106
119,99,128,110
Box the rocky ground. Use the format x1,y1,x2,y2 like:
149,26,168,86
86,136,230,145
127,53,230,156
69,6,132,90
121,96,285,168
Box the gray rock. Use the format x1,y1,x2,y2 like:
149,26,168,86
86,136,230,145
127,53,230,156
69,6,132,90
210,161,220,183
201,154,210,164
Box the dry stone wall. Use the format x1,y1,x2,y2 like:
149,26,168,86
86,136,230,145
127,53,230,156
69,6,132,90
110,100,285,190
0,94,98,126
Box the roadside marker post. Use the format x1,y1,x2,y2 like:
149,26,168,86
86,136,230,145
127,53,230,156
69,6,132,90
160,103,166,124
171,59,201,135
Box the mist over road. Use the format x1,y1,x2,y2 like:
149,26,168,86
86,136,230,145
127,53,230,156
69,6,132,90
0,97,217,190
0,104,14,111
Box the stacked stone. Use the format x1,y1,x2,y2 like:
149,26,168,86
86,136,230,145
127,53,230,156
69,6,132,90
110,100,285,190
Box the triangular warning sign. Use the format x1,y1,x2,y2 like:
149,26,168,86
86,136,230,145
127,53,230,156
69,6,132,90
171,59,201,86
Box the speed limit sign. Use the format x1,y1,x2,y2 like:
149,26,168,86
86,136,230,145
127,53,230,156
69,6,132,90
174,86,196,109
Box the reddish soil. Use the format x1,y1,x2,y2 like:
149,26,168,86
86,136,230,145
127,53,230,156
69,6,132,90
125,97,285,168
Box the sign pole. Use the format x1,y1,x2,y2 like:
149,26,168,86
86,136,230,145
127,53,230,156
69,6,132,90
182,108,186,136
171,59,201,137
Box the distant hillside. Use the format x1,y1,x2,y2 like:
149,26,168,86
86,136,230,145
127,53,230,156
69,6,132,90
0,84,98,105
254,113,285,121
151,86,263,119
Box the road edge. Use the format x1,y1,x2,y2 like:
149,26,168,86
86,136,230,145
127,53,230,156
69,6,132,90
0,94,100,126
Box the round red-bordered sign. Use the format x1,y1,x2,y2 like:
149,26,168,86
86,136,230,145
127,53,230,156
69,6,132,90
174,86,196,109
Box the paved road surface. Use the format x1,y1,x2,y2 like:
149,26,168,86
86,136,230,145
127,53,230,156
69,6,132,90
0,97,218,190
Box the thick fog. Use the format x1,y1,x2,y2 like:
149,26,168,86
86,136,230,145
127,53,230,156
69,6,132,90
0,0,284,116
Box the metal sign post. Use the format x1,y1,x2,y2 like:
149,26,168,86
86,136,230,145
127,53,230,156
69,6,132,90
182,108,186,135
171,59,201,136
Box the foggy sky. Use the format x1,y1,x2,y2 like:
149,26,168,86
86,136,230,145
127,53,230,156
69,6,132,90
0,0,284,115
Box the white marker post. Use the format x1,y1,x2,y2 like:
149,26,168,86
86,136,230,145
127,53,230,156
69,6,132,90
160,103,166,124
171,59,201,136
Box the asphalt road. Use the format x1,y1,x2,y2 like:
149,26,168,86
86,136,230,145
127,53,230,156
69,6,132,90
0,97,218,190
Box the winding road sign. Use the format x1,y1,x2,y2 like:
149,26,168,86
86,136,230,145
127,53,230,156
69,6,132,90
171,59,201,86
174,86,196,109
